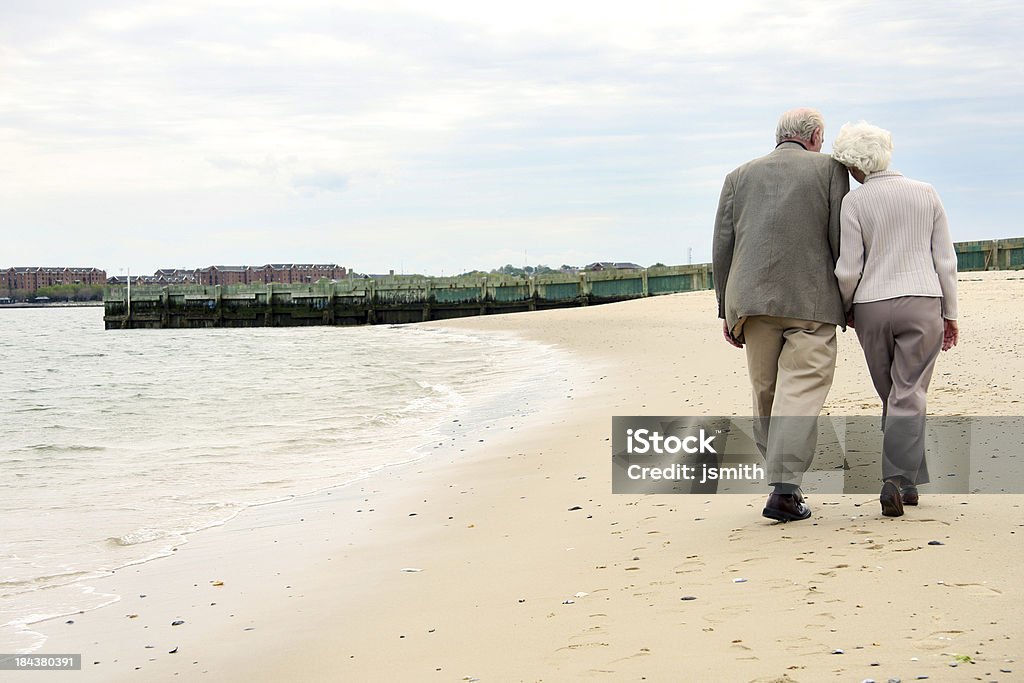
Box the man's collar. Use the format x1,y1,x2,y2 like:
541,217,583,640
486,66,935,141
775,140,808,151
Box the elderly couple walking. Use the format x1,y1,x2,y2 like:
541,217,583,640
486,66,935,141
713,108,959,521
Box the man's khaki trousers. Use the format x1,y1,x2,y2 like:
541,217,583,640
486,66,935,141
741,316,838,488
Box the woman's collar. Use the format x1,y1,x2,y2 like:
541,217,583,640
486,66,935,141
865,169,903,181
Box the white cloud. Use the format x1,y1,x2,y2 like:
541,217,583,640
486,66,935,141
0,0,1021,272
290,170,350,194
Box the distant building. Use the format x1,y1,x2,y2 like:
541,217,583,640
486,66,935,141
363,270,397,279
103,264,350,287
153,269,199,284
4,267,107,297
254,264,291,284
198,266,249,286
584,262,643,271
106,274,164,286
251,263,348,284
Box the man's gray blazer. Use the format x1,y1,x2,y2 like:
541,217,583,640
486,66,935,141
713,141,850,337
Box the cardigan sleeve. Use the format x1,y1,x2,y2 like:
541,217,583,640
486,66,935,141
833,196,864,313
930,187,958,319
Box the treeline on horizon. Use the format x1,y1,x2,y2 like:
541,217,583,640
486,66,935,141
455,263,667,278
3,284,105,302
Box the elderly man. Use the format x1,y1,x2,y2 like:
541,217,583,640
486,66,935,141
713,108,850,522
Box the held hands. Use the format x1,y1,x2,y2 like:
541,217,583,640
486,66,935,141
722,321,743,349
942,319,959,351
846,311,855,329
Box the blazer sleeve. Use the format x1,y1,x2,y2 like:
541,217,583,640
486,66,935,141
712,173,736,319
930,187,958,319
828,160,850,266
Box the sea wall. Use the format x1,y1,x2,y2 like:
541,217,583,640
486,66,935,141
103,237,1023,329
104,264,713,329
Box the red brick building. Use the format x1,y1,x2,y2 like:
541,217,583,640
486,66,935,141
101,264,349,288
184,264,348,286
153,269,199,284
4,267,107,296
197,266,249,286
250,264,348,284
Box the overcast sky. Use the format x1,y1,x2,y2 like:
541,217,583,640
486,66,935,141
2,1,1021,275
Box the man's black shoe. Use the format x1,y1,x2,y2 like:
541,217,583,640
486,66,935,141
762,493,811,522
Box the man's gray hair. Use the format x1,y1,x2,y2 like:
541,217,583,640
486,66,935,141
831,121,893,174
775,108,825,144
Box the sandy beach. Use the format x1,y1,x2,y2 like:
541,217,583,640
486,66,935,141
31,271,1023,682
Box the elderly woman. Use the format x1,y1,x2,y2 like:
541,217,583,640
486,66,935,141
832,122,959,517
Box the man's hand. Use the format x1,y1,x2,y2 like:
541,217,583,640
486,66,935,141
942,319,959,351
723,321,743,349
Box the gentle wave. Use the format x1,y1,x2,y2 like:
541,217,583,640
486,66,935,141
106,528,182,547
0,307,583,652
20,444,107,453
0,570,95,591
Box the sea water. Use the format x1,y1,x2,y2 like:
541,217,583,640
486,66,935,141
0,306,575,651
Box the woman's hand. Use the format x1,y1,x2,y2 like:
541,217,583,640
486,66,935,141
942,319,959,351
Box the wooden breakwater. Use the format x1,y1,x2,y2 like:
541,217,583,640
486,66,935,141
954,237,1024,271
102,236,1024,329
104,264,713,329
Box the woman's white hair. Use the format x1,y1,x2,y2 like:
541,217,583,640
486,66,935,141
775,108,824,144
831,121,893,174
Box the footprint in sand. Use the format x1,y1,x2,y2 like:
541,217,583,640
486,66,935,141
553,613,610,647
916,630,965,651
555,641,610,652
702,604,752,625
725,556,770,572
946,582,1003,596
608,648,653,664
560,623,609,650
780,635,826,655
899,517,952,525
730,640,759,661
672,556,706,574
